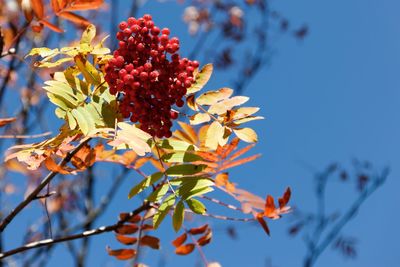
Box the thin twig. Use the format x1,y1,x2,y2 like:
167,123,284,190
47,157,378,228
0,137,92,232
0,201,151,259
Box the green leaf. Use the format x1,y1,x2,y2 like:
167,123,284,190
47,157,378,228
66,111,77,130
153,195,175,229
161,152,202,163
47,93,75,110
128,172,163,199
180,186,214,200
186,198,206,214
172,201,185,232
170,176,213,186
233,128,258,143
159,139,197,152
166,164,206,177
187,64,213,94
177,178,214,200
147,183,169,202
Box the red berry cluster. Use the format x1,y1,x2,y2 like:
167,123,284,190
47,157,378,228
105,14,199,138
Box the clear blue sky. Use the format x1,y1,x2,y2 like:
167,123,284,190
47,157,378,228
3,0,400,266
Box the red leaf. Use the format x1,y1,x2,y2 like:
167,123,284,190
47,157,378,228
115,224,139,235
31,0,44,19
139,235,160,250
175,243,195,255
278,187,291,209
39,19,64,33
119,213,141,223
141,224,154,231
58,11,90,26
106,247,136,260
0,117,16,128
197,229,212,246
172,233,187,247
220,154,261,171
115,234,137,245
256,213,270,236
189,224,208,235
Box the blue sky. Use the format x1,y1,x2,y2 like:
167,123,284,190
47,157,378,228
2,0,400,266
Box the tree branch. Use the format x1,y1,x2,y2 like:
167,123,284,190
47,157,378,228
0,201,151,259
0,137,92,232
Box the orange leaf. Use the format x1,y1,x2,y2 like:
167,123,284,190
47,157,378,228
189,224,208,235
256,213,270,236
106,247,136,260
39,19,64,33
215,173,228,187
195,151,218,162
31,0,44,19
197,229,212,246
139,235,160,250
172,233,187,247
58,11,90,26
119,213,141,223
264,195,276,217
229,143,255,161
50,0,60,12
278,187,291,209
220,154,261,171
44,157,72,174
115,224,139,235
0,117,16,128
115,234,137,245
221,137,240,159
175,243,195,255
63,0,104,11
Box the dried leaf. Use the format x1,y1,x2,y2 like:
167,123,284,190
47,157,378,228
278,187,291,209
187,64,213,94
31,0,44,19
197,229,212,246
256,213,270,236
196,88,233,106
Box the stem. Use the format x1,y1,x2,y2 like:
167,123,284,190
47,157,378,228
0,137,91,232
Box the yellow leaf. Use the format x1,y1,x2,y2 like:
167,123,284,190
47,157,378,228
187,64,213,94
208,96,249,115
205,121,224,150
233,128,258,143
196,88,233,106
190,113,211,125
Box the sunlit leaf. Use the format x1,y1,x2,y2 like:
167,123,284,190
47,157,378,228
233,128,258,143
186,198,206,214
196,88,233,106
208,96,249,115
190,113,211,125
205,121,224,150
153,194,175,229
166,164,206,177
128,172,163,199
187,64,213,94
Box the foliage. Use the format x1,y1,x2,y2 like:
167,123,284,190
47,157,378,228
1,22,290,265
